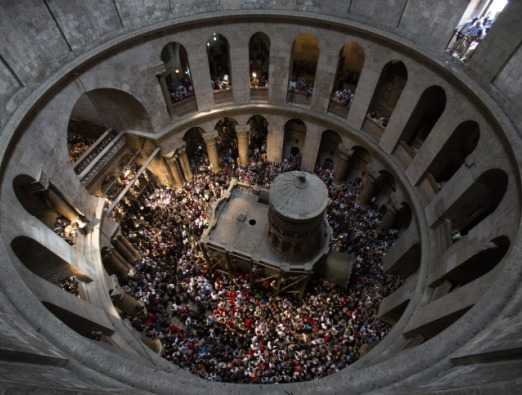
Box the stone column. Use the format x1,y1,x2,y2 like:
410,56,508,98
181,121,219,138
177,146,193,181
102,248,131,279
163,152,184,188
46,188,80,223
112,235,140,264
110,281,146,317
334,144,352,184
148,154,174,188
357,169,373,206
205,133,221,173
236,127,249,167
301,124,322,172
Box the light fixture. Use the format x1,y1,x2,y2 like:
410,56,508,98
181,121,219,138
252,72,257,78
175,69,180,74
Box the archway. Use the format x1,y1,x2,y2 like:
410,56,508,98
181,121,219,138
400,86,447,152
329,42,365,117
283,119,307,170
183,127,208,171
207,33,232,103
364,61,407,137
444,169,508,239
287,33,319,105
215,118,238,166
11,236,91,295
249,32,270,100
13,175,85,245
159,42,196,116
247,115,268,161
315,130,342,170
426,120,480,185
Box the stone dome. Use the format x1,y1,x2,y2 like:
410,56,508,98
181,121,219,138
269,171,329,221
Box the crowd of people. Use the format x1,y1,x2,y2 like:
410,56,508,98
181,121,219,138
67,132,97,163
332,87,354,107
111,139,402,384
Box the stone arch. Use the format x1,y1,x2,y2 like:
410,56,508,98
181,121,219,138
346,146,371,180
247,114,269,160
158,42,196,116
13,174,85,245
445,169,508,237
69,88,152,133
426,120,480,185
365,60,408,135
249,32,270,88
215,117,239,165
287,33,320,105
444,236,510,290
316,130,342,170
400,85,447,151
183,127,208,170
11,236,91,287
206,33,232,93
283,119,307,167
329,42,365,116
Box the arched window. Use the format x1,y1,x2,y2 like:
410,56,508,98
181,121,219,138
346,146,370,181
183,127,208,171
364,61,407,138
444,236,510,291
68,89,150,194
206,33,233,104
315,130,342,170
215,118,238,165
11,236,91,296
445,169,508,239
287,33,319,105
329,42,365,117
370,170,396,206
426,120,480,186
247,115,269,161
400,86,446,153
249,32,270,100
159,42,196,116
283,119,307,169
13,175,87,245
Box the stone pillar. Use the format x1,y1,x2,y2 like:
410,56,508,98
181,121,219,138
163,152,184,188
357,169,372,206
311,44,338,113
334,144,352,184
301,124,322,172
205,133,221,173
47,188,80,223
177,146,193,181
189,35,214,112
112,235,140,264
236,127,249,167
230,34,250,105
110,281,146,317
102,248,131,279
148,154,174,188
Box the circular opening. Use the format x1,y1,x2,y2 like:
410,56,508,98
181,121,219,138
249,219,256,225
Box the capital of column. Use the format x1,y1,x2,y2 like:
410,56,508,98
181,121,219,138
203,131,219,145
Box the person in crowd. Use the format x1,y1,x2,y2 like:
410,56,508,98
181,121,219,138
111,134,402,384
